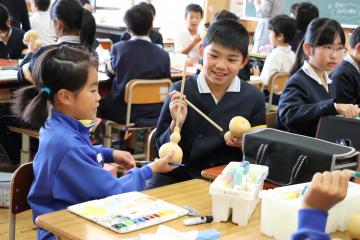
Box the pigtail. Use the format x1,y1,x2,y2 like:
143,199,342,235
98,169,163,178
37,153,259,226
80,9,96,50
290,39,306,76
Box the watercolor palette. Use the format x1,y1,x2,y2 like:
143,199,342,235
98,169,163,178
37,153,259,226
67,192,189,233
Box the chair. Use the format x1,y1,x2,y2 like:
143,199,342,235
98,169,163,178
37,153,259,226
103,79,172,159
267,72,289,112
9,162,34,240
96,38,113,50
266,111,277,128
146,128,157,161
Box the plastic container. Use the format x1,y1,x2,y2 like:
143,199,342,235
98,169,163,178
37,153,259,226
259,182,360,240
209,162,269,226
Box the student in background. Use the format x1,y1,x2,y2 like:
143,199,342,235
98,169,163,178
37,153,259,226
120,2,163,47
18,0,96,85
251,0,284,53
98,5,170,138
0,0,30,31
290,3,299,19
79,0,93,12
0,4,26,59
210,9,251,81
290,2,319,52
292,171,351,240
331,27,360,106
30,0,57,46
277,18,359,137
12,46,176,240
151,20,266,188
175,3,203,63
255,15,297,88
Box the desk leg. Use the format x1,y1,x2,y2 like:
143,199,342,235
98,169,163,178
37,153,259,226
20,134,30,165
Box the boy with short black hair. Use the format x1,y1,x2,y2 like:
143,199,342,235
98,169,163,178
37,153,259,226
175,3,203,62
99,4,170,125
255,15,297,86
151,20,266,188
30,0,57,45
331,26,360,106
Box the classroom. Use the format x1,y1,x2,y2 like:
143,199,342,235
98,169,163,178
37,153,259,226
0,0,360,239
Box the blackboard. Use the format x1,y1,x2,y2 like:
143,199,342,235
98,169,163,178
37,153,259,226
244,0,360,27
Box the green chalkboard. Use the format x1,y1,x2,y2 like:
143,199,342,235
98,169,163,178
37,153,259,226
244,0,360,27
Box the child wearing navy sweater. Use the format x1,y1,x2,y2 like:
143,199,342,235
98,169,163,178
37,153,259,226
11,46,176,240
277,18,359,137
292,171,351,239
331,26,360,106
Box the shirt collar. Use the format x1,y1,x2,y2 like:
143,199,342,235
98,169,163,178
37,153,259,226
344,53,360,73
130,35,151,42
50,109,93,134
57,35,80,44
302,61,332,85
0,28,12,45
196,70,241,103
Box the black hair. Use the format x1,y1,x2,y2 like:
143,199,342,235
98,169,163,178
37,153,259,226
185,4,203,18
0,4,10,32
350,26,360,49
290,18,346,75
124,5,153,36
296,2,319,32
203,19,249,56
50,0,96,50
34,0,51,11
139,2,156,16
290,3,299,17
210,10,239,25
268,15,297,43
11,46,97,128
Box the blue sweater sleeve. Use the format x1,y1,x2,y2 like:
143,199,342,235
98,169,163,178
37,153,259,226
93,145,114,163
52,146,153,204
291,208,331,240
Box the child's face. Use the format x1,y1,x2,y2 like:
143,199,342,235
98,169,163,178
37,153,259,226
186,11,202,32
201,42,247,89
70,66,100,120
306,35,345,72
269,30,280,46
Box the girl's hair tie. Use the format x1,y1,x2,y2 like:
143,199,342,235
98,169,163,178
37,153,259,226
41,87,51,95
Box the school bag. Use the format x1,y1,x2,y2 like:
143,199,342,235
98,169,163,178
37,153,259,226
242,128,359,186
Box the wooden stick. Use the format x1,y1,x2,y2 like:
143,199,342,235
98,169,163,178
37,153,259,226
175,63,187,129
185,99,224,132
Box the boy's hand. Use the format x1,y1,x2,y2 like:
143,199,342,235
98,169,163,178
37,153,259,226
169,91,188,131
193,34,201,44
225,136,242,148
335,103,360,118
251,65,260,76
148,150,177,173
302,171,351,211
113,150,135,170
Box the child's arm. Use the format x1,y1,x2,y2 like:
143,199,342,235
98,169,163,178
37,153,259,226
334,103,360,118
291,171,351,240
180,34,201,55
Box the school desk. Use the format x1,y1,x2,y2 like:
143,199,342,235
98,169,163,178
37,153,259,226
35,179,351,239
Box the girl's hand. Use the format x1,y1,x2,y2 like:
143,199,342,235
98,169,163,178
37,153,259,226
169,91,188,131
302,170,351,211
113,150,135,170
148,150,177,173
225,136,242,148
335,103,360,118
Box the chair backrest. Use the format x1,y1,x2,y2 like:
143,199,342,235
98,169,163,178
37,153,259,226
124,79,172,126
267,72,289,111
9,162,34,240
146,128,157,161
266,111,277,128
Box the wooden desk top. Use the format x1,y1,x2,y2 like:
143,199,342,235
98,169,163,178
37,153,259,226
35,179,350,240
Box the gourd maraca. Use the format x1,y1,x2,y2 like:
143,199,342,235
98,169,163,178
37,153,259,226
224,116,251,142
158,126,183,164
23,30,42,53
348,211,360,239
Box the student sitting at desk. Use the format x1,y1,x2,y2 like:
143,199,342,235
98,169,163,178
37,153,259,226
151,20,266,188
120,2,163,48
175,4,203,63
276,18,360,137
331,26,360,106
99,4,170,125
292,171,351,240
18,0,96,85
12,46,176,240
0,0,30,32
0,4,26,59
